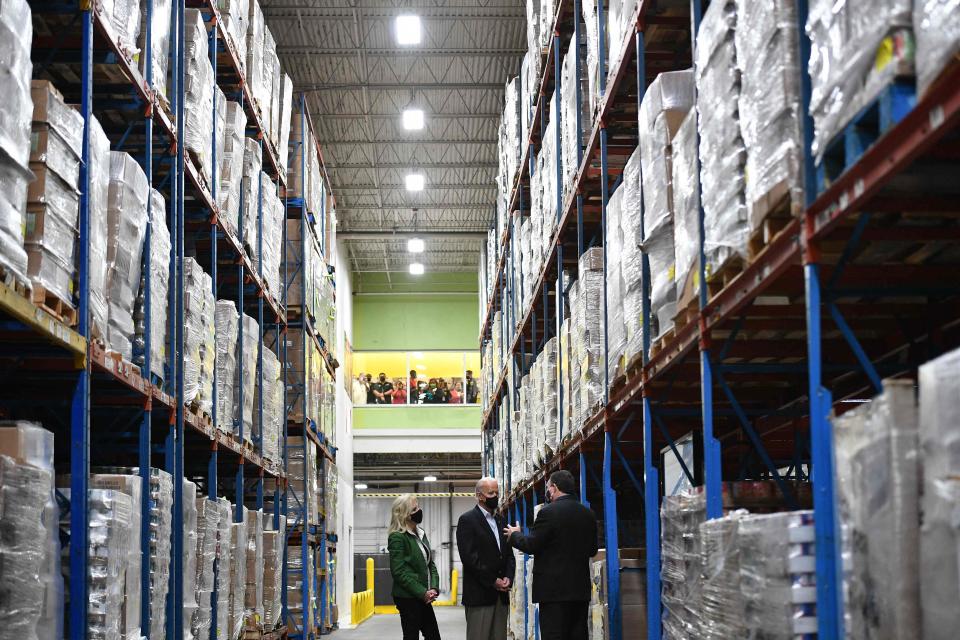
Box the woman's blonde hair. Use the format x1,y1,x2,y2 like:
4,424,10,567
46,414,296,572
389,493,419,533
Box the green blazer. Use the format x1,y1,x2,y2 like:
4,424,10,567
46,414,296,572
388,529,440,599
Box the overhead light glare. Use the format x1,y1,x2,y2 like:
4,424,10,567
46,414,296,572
355,483,368,490
407,237,425,253
405,173,425,191
423,475,437,482
395,15,421,45
409,263,425,276
402,108,425,130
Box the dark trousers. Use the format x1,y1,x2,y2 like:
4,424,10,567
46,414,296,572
394,597,442,640
538,601,588,640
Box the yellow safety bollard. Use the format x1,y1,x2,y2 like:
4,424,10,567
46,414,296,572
351,557,376,625
433,569,459,606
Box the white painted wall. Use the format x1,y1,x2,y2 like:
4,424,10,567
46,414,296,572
334,239,356,626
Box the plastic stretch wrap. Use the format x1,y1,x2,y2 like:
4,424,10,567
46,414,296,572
133,189,170,376
218,0,248,70
236,313,260,441
520,52,536,152
287,437,319,524
639,71,694,337
183,258,214,411
607,0,639,81
671,110,700,310
85,489,133,640
260,173,284,298
184,9,217,187
215,498,233,640
183,481,199,640
220,102,247,237
149,468,173,633
215,301,240,432
806,0,912,160
286,546,315,631
88,117,111,341
619,149,644,363
101,0,140,58
87,474,141,640
571,249,604,427
605,184,626,380
699,511,747,639
229,511,249,640
191,497,220,640
660,491,705,639
278,75,293,172
106,152,149,361
738,511,817,637
696,0,748,275
30,126,79,193
246,0,265,118
255,348,282,462
241,139,263,262
915,0,960,93
0,421,60,640
561,36,590,189
834,380,920,640
918,347,960,637
539,0,556,48
139,0,171,103
525,0,541,79
244,509,265,620
734,0,804,229
500,76,522,199
581,0,601,116
262,28,279,145
263,516,285,627
24,171,77,303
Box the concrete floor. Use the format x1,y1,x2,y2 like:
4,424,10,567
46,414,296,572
337,606,467,639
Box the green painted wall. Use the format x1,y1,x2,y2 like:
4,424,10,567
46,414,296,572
353,405,481,429
352,272,479,350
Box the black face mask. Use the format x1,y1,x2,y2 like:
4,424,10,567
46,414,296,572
379,377,386,382
483,495,499,511
411,509,423,524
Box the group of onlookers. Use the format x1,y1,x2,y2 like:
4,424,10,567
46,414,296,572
352,370,480,405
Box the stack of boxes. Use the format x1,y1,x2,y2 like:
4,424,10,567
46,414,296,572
215,301,241,432
228,509,249,640
215,498,234,639
660,492,705,637
220,101,248,238
619,149,645,365
604,180,626,380
148,468,174,634
262,519,285,629
236,314,260,443
288,436,321,525
183,481,200,638
245,509,265,623
671,111,701,314
183,258,215,414
254,347,282,463
191,495,221,640
184,9,219,190
133,189,171,378
589,548,646,640
86,489,134,640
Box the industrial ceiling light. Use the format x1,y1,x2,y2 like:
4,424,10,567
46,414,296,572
409,263,425,276
405,173,425,191
407,237,425,253
402,108,425,130
395,15,421,45
355,483,368,490
423,475,437,482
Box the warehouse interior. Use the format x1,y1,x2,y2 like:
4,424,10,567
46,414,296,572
0,0,957,639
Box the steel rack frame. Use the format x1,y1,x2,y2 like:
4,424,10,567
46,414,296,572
480,1,960,639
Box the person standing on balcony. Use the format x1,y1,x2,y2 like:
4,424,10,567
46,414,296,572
457,477,515,640
393,381,408,405
466,370,479,404
409,369,420,404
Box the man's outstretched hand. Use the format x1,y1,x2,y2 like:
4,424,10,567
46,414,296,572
502,522,521,538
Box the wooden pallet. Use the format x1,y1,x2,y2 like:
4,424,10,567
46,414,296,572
649,325,677,361
31,283,78,327
0,264,30,298
673,297,699,333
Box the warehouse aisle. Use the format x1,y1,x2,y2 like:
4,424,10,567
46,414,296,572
339,607,467,639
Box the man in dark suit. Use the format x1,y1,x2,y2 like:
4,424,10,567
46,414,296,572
503,470,598,640
457,477,516,640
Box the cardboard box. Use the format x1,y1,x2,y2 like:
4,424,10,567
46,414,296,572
30,125,81,190
31,80,83,156
0,422,54,468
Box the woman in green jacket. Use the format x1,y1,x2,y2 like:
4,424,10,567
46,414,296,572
388,493,442,640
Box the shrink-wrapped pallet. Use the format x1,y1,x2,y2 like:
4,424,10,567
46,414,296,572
184,9,217,188
735,0,804,230
525,0,542,79
191,496,220,640
245,508,265,619
696,0,747,277
582,0,602,116
219,0,248,70
260,175,284,298
183,481,199,640
574,249,604,425
806,0,912,160
834,380,920,640
918,347,960,637
620,148,645,364
134,189,170,377
241,139,263,260
88,116,111,342
220,102,247,237
255,347,282,463
0,0,32,284
639,70,694,338
278,74,294,172
215,498,234,639
229,510,249,640
148,468,174,633
138,0,172,104
183,258,214,411
263,518,285,628
101,0,141,58
267,31,282,150
236,314,259,441
246,0,266,117
915,0,960,94
660,492,705,638
215,301,240,432
106,152,149,361
699,511,748,639
561,36,591,188
0,422,61,640
287,546,314,632
605,184,626,380
671,111,700,313
85,489,133,640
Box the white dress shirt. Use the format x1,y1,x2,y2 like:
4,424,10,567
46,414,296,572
482,506,501,550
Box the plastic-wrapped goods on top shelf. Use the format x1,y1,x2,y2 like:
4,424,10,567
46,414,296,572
26,81,84,307
639,70,694,339
834,380,920,640
246,0,266,116
100,0,141,59
606,0,639,82
0,0,32,287
236,313,260,442
918,347,960,637
696,0,748,280
183,258,214,411
88,473,141,640
561,35,591,189
191,496,221,640
106,151,149,361
278,74,294,172
215,498,233,640
219,0,249,72
526,0,541,78
215,301,240,432
520,51,536,148
915,0,960,94
539,0,556,48
88,116,111,342
660,491,705,639
605,183,626,381
734,0,804,231
806,0,912,161
582,0,602,116
255,347,282,463
134,189,170,378
83,489,134,640
220,105,248,239
263,28,280,146
229,508,249,640
620,148,645,365
184,9,217,189
138,0,172,106
242,137,263,257
245,508,265,620
0,421,62,640
699,511,748,639
500,76,522,199
260,174,285,299
671,110,701,316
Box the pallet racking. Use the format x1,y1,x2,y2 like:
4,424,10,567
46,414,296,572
0,2,338,639
479,1,960,639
